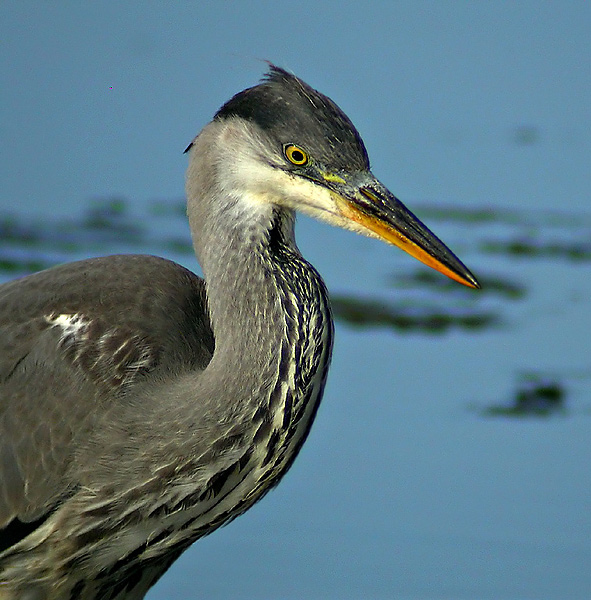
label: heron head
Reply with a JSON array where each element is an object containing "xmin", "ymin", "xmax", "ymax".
[{"xmin": 186, "ymin": 65, "xmax": 479, "ymax": 289}]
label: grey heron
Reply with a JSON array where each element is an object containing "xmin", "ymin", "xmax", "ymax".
[{"xmin": 0, "ymin": 66, "xmax": 479, "ymax": 599}]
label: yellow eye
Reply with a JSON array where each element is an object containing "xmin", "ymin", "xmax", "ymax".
[{"xmin": 284, "ymin": 144, "xmax": 309, "ymax": 166}]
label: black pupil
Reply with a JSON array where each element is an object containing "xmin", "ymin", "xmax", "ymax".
[{"xmin": 291, "ymin": 149, "xmax": 304, "ymax": 163}]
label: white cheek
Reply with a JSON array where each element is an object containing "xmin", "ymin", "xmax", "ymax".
[{"xmin": 227, "ymin": 151, "xmax": 339, "ymax": 216}]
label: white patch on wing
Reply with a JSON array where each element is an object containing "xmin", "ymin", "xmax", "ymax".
[
  {"xmin": 44, "ymin": 313, "xmax": 155, "ymax": 388},
  {"xmin": 45, "ymin": 313, "xmax": 90, "ymax": 342}
]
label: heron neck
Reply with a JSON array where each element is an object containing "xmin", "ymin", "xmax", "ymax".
[
  {"xmin": 185, "ymin": 121, "xmax": 333, "ymax": 434},
  {"xmin": 186, "ymin": 183, "xmax": 332, "ymax": 435},
  {"xmin": 197, "ymin": 203, "xmax": 329, "ymax": 374}
]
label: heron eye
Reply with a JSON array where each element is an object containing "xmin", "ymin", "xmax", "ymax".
[{"xmin": 284, "ymin": 144, "xmax": 308, "ymax": 166}]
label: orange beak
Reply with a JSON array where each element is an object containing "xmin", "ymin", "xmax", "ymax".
[{"xmin": 328, "ymin": 176, "xmax": 479, "ymax": 288}]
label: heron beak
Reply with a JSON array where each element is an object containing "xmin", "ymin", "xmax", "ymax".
[{"xmin": 329, "ymin": 175, "xmax": 480, "ymax": 289}]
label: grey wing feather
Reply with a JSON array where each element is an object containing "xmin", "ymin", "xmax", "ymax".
[{"xmin": 0, "ymin": 255, "xmax": 213, "ymax": 545}]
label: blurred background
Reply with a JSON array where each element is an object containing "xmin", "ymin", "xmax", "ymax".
[{"xmin": 1, "ymin": 2, "xmax": 590, "ymax": 599}]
